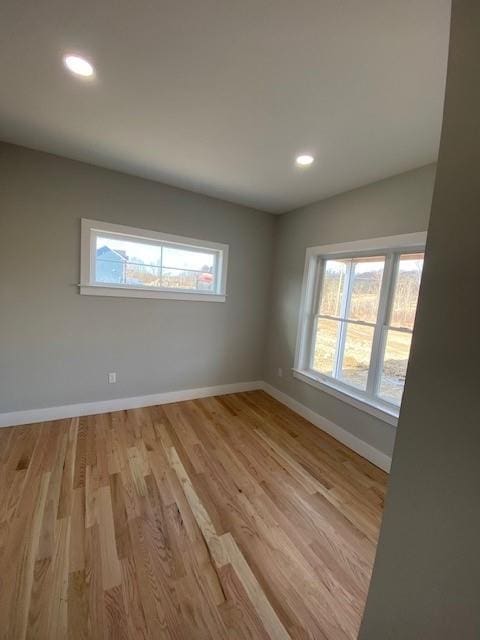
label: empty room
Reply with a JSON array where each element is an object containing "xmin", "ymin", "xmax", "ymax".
[{"xmin": 1, "ymin": 1, "xmax": 479, "ymax": 638}]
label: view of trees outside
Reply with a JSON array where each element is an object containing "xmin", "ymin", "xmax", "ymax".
[
  {"xmin": 348, "ymin": 258, "xmax": 385, "ymax": 322},
  {"xmin": 319, "ymin": 260, "xmax": 346, "ymax": 317},
  {"xmin": 312, "ymin": 253, "xmax": 424, "ymax": 405},
  {"xmin": 379, "ymin": 253, "xmax": 423, "ymax": 403},
  {"xmin": 95, "ymin": 236, "xmax": 215, "ymax": 291},
  {"xmin": 389, "ymin": 254, "xmax": 423, "ymax": 329}
]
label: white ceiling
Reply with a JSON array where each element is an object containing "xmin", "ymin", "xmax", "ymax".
[{"xmin": 0, "ymin": 1, "xmax": 450, "ymax": 213}]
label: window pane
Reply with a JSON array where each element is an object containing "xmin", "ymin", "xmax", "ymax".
[
  {"xmin": 96, "ymin": 236, "xmax": 162, "ymax": 285},
  {"xmin": 390, "ymin": 253, "xmax": 424, "ymax": 329},
  {"xmin": 95, "ymin": 236, "xmax": 217, "ymax": 291},
  {"xmin": 348, "ymin": 257, "xmax": 385, "ymax": 323},
  {"xmin": 319, "ymin": 260, "xmax": 348, "ymax": 317},
  {"xmin": 378, "ymin": 329, "xmax": 412, "ymax": 405},
  {"xmin": 162, "ymin": 246, "xmax": 215, "ymax": 272},
  {"xmin": 312, "ymin": 318, "xmax": 341, "ymax": 376},
  {"xmin": 124, "ymin": 263, "xmax": 162, "ymax": 287},
  {"xmin": 339, "ymin": 323, "xmax": 374, "ymax": 390},
  {"xmin": 162, "ymin": 267, "xmax": 214, "ymax": 291}
]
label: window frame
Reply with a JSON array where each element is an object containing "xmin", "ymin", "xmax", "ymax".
[
  {"xmin": 294, "ymin": 233, "xmax": 426, "ymax": 426},
  {"xmin": 80, "ymin": 219, "xmax": 229, "ymax": 302}
]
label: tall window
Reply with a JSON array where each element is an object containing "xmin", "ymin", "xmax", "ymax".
[
  {"xmin": 80, "ymin": 219, "xmax": 228, "ymax": 302},
  {"xmin": 295, "ymin": 234, "xmax": 425, "ymax": 421}
]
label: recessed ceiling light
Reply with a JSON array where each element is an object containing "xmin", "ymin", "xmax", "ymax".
[
  {"xmin": 296, "ymin": 154, "xmax": 314, "ymax": 166},
  {"xmin": 63, "ymin": 54, "xmax": 95, "ymax": 77}
]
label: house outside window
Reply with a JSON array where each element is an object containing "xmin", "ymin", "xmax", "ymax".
[{"xmin": 95, "ymin": 245, "xmax": 128, "ymax": 284}]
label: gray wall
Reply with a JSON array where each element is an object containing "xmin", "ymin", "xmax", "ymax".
[
  {"xmin": 0, "ymin": 143, "xmax": 275, "ymax": 413},
  {"xmin": 264, "ymin": 164, "xmax": 436, "ymax": 458},
  {"xmin": 359, "ymin": 1, "xmax": 480, "ymax": 637}
]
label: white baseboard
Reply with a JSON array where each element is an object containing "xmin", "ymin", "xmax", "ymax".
[
  {"xmin": 0, "ymin": 379, "xmax": 392, "ymax": 473},
  {"xmin": 0, "ymin": 381, "xmax": 263, "ymax": 428},
  {"xmin": 260, "ymin": 382, "xmax": 392, "ymax": 473}
]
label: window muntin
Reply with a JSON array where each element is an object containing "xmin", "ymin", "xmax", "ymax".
[
  {"xmin": 303, "ymin": 249, "xmax": 424, "ymax": 412},
  {"xmin": 80, "ymin": 219, "xmax": 228, "ymax": 301}
]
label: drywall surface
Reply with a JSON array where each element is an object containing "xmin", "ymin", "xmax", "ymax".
[
  {"xmin": 264, "ymin": 164, "xmax": 436, "ymax": 457},
  {"xmin": 359, "ymin": 1, "xmax": 480, "ymax": 637},
  {"xmin": 0, "ymin": 143, "xmax": 275, "ymax": 412}
]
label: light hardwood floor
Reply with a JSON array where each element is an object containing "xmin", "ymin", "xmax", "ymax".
[{"xmin": 0, "ymin": 390, "xmax": 387, "ymax": 639}]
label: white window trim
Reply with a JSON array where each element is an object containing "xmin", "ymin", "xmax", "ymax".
[
  {"xmin": 294, "ymin": 232, "xmax": 427, "ymax": 426},
  {"xmin": 79, "ymin": 219, "xmax": 229, "ymax": 302}
]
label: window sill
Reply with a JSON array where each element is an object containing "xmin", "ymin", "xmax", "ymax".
[
  {"xmin": 79, "ymin": 284, "xmax": 226, "ymax": 302},
  {"xmin": 292, "ymin": 368, "xmax": 399, "ymax": 427}
]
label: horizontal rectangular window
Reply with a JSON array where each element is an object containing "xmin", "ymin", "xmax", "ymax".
[
  {"xmin": 295, "ymin": 233, "xmax": 426, "ymax": 422},
  {"xmin": 80, "ymin": 219, "xmax": 228, "ymax": 301}
]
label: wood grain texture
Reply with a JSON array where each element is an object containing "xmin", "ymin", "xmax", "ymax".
[{"xmin": 0, "ymin": 391, "xmax": 386, "ymax": 639}]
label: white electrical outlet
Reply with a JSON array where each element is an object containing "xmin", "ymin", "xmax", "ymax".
[
  {"xmin": 108, "ymin": 372, "xmax": 117, "ymax": 384},
  {"xmin": 277, "ymin": 367, "xmax": 283, "ymax": 377}
]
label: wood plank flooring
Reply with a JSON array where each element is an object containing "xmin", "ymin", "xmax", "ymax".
[{"xmin": 0, "ymin": 390, "xmax": 387, "ymax": 639}]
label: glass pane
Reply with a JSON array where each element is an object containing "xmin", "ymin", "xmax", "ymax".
[
  {"xmin": 348, "ymin": 257, "xmax": 385, "ymax": 323},
  {"xmin": 311, "ymin": 318, "xmax": 341, "ymax": 377},
  {"xmin": 95, "ymin": 235, "xmax": 162, "ymax": 285},
  {"xmin": 125, "ymin": 263, "xmax": 161, "ymax": 287},
  {"xmin": 162, "ymin": 267, "xmax": 214, "ymax": 291},
  {"xmin": 390, "ymin": 253, "xmax": 424, "ymax": 329},
  {"xmin": 162, "ymin": 246, "xmax": 215, "ymax": 272},
  {"xmin": 339, "ymin": 323, "xmax": 374, "ymax": 390},
  {"xmin": 378, "ymin": 329, "xmax": 412, "ymax": 405},
  {"xmin": 95, "ymin": 235, "xmax": 217, "ymax": 291},
  {"xmin": 319, "ymin": 260, "xmax": 348, "ymax": 317},
  {"xmin": 95, "ymin": 258, "xmax": 126, "ymax": 284}
]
